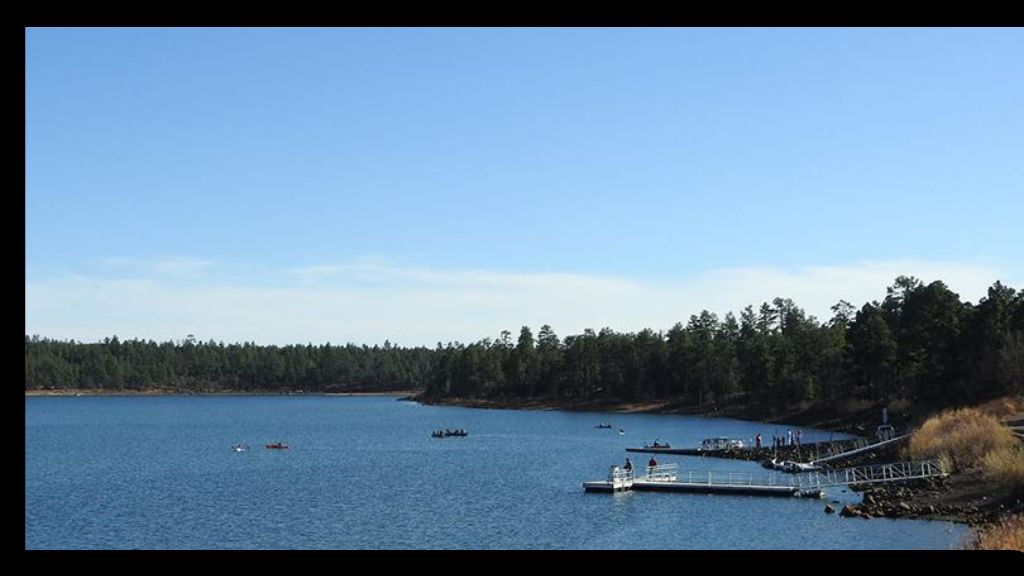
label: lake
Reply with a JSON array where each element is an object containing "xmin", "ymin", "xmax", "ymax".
[{"xmin": 25, "ymin": 395, "xmax": 968, "ymax": 549}]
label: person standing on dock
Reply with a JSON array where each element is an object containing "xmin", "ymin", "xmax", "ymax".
[
  {"xmin": 647, "ymin": 456, "xmax": 658, "ymax": 476},
  {"xmin": 624, "ymin": 457, "xmax": 633, "ymax": 474},
  {"xmin": 755, "ymin": 433, "xmax": 762, "ymax": 449}
]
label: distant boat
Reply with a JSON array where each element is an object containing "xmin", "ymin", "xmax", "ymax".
[
  {"xmin": 231, "ymin": 444, "xmax": 249, "ymax": 452},
  {"xmin": 595, "ymin": 423, "xmax": 613, "ymax": 429},
  {"xmin": 265, "ymin": 442, "xmax": 289, "ymax": 449},
  {"xmin": 431, "ymin": 429, "xmax": 468, "ymax": 438},
  {"xmin": 618, "ymin": 429, "xmax": 626, "ymax": 435}
]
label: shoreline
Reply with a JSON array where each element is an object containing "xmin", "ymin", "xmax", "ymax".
[
  {"xmin": 25, "ymin": 389, "xmax": 416, "ymax": 397},
  {"xmin": 413, "ymin": 394, "xmax": 888, "ymax": 438},
  {"xmin": 416, "ymin": 394, "xmax": 1022, "ymax": 530}
]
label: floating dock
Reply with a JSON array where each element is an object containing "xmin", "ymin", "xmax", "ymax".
[
  {"xmin": 584, "ymin": 465, "xmax": 808, "ymax": 496},
  {"xmin": 625, "ymin": 447, "xmax": 708, "ymax": 456},
  {"xmin": 627, "ymin": 438, "xmax": 862, "ymax": 458},
  {"xmin": 584, "ymin": 460, "xmax": 946, "ymax": 498}
]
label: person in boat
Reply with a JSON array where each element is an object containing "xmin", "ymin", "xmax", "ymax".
[
  {"xmin": 647, "ymin": 456, "xmax": 658, "ymax": 475},
  {"xmin": 624, "ymin": 457, "xmax": 633, "ymax": 473}
]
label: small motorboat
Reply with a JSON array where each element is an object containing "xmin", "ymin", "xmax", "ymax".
[
  {"xmin": 265, "ymin": 442, "xmax": 289, "ymax": 449},
  {"xmin": 595, "ymin": 423, "xmax": 613, "ymax": 429},
  {"xmin": 643, "ymin": 441, "xmax": 672, "ymax": 449},
  {"xmin": 431, "ymin": 429, "xmax": 469, "ymax": 438},
  {"xmin": 782, "ymin": 461, "xmax": 821, "ymax": 473},
  {"xmin": 231, "ymin": 444, "xmax": 250, "ymax": 452}
]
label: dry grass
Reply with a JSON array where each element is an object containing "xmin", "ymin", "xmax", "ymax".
[
  {"xmin": 966, "ymin": 514, "xmax": 1024, "ymax": 551},
  {"xmin": 908, "ymin": 407, "xmax": 1021, "ymax": 475},
  {"xmin": 981, "ymin": 445, "xmax": 1024, "ymax": 487},
  {"xmin": 976, "ymin": 395, "xmax": 1024, "ymax": 419}
]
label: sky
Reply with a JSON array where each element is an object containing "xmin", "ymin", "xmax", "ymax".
[{"xmin": 25, "ymin": 28, "xmax": 1024, "ymax": 346}]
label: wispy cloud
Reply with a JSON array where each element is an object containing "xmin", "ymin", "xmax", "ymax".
[
  {"xmin": 96, "ymin": 256, "xmax": 215, "ymax": 278},
  {"xmin": 26, "ymin": 259, "xmax": 1016, "ymax": 346}
]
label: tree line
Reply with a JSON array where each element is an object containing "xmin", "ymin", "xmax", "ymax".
[
  {"xmin": 25, "ymin": 277, "xmax": 1024, "ymax": 410},
  {"xmin": 24, "ymin": 336, "xmax": 434, "ymax": 393}
]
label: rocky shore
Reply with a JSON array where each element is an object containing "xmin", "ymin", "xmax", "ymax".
[{"xmin": 840, "ymin": 472, "xmax": 1024, "ymax": 527}]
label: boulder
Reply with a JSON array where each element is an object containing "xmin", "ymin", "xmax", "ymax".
[{"xmin": 824, "ymin": 504, "xmax": 835, "ymax": 514}]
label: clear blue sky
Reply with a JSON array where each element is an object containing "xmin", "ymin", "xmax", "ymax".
[{"xmin": 25, "ymin": 28, "xmax": 1024, "ymax": 345}]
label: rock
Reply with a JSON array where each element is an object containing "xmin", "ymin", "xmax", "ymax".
[
  {"xmin": 864, "ymin": 494, "xmax": 876, "ymax": 506},
  {"xmin": 824, "ymin": 504, "xmax": 835, "ymax": 514},
  {"xmin": 840, "ymin": 505, "xmax": 859, "ymax": 517},
  {"xmin": 898, "ymin": 502, "xmax": 912, "ymax": 512}
]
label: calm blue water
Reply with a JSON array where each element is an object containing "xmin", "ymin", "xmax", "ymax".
[{"xmin": 25, "ymin": 396, "xmax": 968, "ymax": 549}]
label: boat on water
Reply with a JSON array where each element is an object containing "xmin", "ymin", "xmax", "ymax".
[
  {"xmin": 698, "ymin": 437, "xmax": 745, "ymax": 451},
  {"xmin": 760, "ymin": 457, "xmax": 821, "ymax": 473},
  {"xmin": 643, "ymin": 440, "xmax": 672, "ymax": 449},
  {"xmin": 431, "ymin": 429, "xmax": 468, "ymax": 438},
  {"xmin": 595, "ymin": 423, "xmax": 613, "ymax": 429},
  {"xmin": 265, "ymin": 442, "xmax": 289, "ymax": 449},
  {"xmin": 231, "ymin": 444, "xmax": 250, "ymax": 452}
]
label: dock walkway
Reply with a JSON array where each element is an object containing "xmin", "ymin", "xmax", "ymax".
[{"xmin": 584, "ymin": 460, "xmax": 946, "ymax": 497}]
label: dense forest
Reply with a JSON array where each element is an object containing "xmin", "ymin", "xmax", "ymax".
[{"xmin": 25, "ymin": 276, "xmax": 1024, "ymax": 410}]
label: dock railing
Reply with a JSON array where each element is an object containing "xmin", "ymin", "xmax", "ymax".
[
  {"xmin": 801, "ymin": 459, "xmax": 946, "ymax": 489},
  {"xmin": 644, "ymin": 464, "xmax": 678, "ymax": 482},
  {"xmin": 673, "ymin": 469, "xmax": 793, "ymax": 488},
  {"xmin": 638, "ymin": 460, "xmax": 945, "ymax": 489},
  {"xmin": 609, "ymin": 466, "xmax": 635, "ymax": 483}
]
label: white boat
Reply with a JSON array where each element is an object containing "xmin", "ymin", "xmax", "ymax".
[{"xmin": 698, "ymin": 437, "xmax": 744, "ymax": 451}]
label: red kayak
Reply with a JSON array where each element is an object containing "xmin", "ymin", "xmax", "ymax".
[{"xmin": 265, "ymin": 442, "xmax": 289, "ymax": 449}]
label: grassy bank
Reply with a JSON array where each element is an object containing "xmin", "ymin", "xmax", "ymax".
[
  {"xmin": 967, "ymin": 514, "xmax": 1024, "ymax": 550},
  {"xmin": 908, "ymin": 402, "xmax": 1024, "ymax": 487}
]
